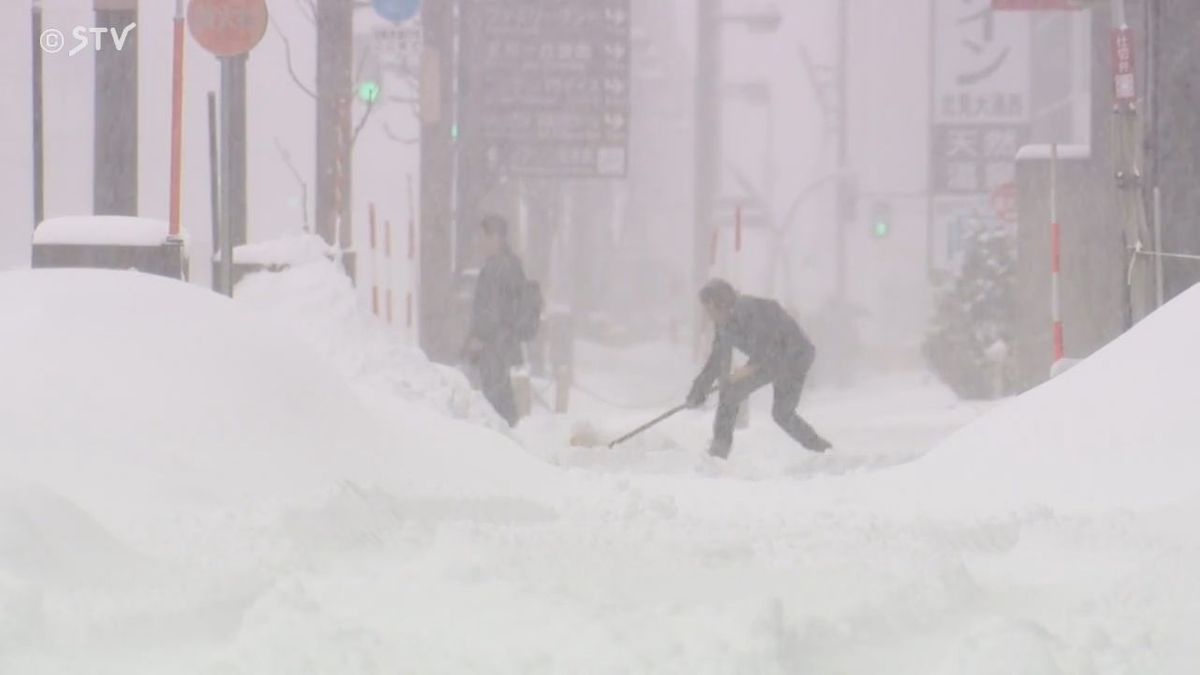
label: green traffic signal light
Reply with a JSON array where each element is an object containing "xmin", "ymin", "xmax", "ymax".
[
  {"xmin": 357, "ymin": 81, "xmax": 381, "ymax": 103},
  {"xmin": 869, "ymin": 200, "xmax": 892, "ymax": 239}
]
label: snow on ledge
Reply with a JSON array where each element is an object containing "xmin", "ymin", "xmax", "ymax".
[
  {"xmin": 33, "ymin": 216, "xmax": 174, "ymax": 247},
  {"xmin": 1015, "ymin": 144, "xmax": 1091, "ymax": 162}
]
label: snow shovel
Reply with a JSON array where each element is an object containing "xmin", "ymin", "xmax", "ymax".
[{"xmin": 606, "ymin": 385, "xmax": 719, "ymax": 449}]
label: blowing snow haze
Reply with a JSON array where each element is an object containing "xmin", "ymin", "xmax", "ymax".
[{"xmin": 2, "ymin": 0, "xmax": 1200, "ymax": 673}]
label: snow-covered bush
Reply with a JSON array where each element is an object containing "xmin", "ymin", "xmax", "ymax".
[{"xmin": 923, "ymin": 221, "xmax": 1017, "ymax": 400}]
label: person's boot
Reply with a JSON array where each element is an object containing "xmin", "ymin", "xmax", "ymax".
[
  {"xmin": 803, "ymin": 433, "xmax": 832, "ymax": 453},
  {"xmin": 708, "ymin": 438, "xmax": 732, "ymax": 459}
]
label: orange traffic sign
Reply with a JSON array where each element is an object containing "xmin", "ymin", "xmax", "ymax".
[{"xmin": 187, "ymin": 0, "xmax": 268, "ymax": 57}]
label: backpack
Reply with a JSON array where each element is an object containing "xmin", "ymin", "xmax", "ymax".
[{"xmin": 512, "ymin": 279, "xmax": 543, "ymax": 341}]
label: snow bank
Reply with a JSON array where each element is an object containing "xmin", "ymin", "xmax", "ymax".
[
  {"xmin": 233, "ymin": 234, "xmax": 334, "ymax": 267},
  {"xmin": 0, "ymin": 268, "xmax": 390, "ymax": 532},
  {"xmin": 905, "ymin": 282, "xmax": 1200, "ymax": 513},
  {"xmin": 32, "ymin": 216, "xmax": 174, "ymax": 247},
  {"xmin": 235, "ymin": 257, "xmax": 506, "ymax": 431}
]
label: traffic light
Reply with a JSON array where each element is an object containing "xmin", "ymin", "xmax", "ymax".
[
  {"xmin": 869, "ymin": 200, "xmax": 892, "ymax": 239},
  {"xmin": 357, "ymin": 80, "xmax": 381, "ymax": 104}
]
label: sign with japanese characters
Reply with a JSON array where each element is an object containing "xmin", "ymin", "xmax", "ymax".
[
  {"xmin": 1111, "ymin": 26, "xmax": 1136, "ymax": 103},
  {"xmin": 372, "ymin": 22, "xmax": 422, "ymax": 75},
  {"xmin": 931, "ymin": 124, "xmax": 1028, "ymax": 195},
  {"xmin": 462, "ymin": 0, "xmax": 631, "ymax": 178},
  {"xmin": 930, "ymin": 0, "xmax": 1031, "ymax": 267}
]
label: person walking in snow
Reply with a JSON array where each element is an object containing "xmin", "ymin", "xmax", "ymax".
[
  {"xmin": 463, "ymin": 214, "xmax": 529, "ymax": 427},
  {"xmin": 686, "ymin": 279, "xmax": 832, "ymax": 458}
]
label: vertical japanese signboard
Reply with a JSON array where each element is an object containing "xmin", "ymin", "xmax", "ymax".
[
  {"xmin": 930, "ymin": 0, "xmax": 1032, "ymax": 270},
  {"xmin": 1111, "ymin": 26, "xmax": 1136, "ymax": 103},
  {"xmin": 462, "ymin": 0, "xmax": 632, "ymax": 178}
]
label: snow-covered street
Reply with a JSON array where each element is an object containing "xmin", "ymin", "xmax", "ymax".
[{"xmin": 4, "ymin": 263, "xmax": 1198, "ymax": 674}]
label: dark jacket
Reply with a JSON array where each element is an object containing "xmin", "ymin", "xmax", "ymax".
[
  {"xmin": 467, "ymin": 248, "xmax": 525, "ymax": 363},
  {"xmin": 691, "ymin": 295, "xmax": 815, "ymax": 394}
]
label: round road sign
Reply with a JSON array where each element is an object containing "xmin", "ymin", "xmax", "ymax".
[
  {"xmin": 372, "ymin": 0, "xmax": 421, "ymax": 23},
  {"xmin": 187, "ymin": 0, "xmax": 269, "ymax": 58}
]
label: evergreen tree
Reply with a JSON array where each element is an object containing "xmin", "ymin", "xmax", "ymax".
[{"xmin": 924, "ymin": 221, "xmax": 1017, "ymax": 399}]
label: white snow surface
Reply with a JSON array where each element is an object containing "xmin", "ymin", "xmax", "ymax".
[
  {"xmin": 232, "ymin": 234, "xmax": 335, "ymax": 267},
  {"xmin": 2, "ymin": 264, "xmax": 1199, "ymax": 674},
  {"xmin": 32, "ymin": 216, "xmax": 175, "ymax": 247}
]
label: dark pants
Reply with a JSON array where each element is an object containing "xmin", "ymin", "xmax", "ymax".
[
  {"xmin": 712, "ymin": 363, "xmax": 827, "ymax": 457},
  {"xmin": 477, "ymin": 348, "xmax": 518, "ymax": 427}
]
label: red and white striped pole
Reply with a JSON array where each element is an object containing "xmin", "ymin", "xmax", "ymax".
[
  {"xmin": 406, "ymin": 174, "xmax": 416, "ymax": 336},
  {"xmin": 734, "ymin": 204, "xmax": 743, "ymax": 253},
  {"xmin": 168, "ymin": 0, "xmax": 185, "ymax": 238},
  {"xmin": 368, "ymin": 202, "xmax": 379, "ymax": 317},
  {"xmin": 384, "ymin": 217, "xmax": 394, "ymax": 325},
  {"xmin": 1050, "ymin": 144, "xmax": 1064, "ymax": 363}
]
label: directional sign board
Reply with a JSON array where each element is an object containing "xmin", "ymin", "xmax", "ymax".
[
  {"xmin": 462, "ymin": 0, "xmax": 632, "ymax": 178},
  {"xmin": 929, "ymin": 0, "xmax": 1030, "ymax": 269},
  {"xmin": 187, "ymin": 0, "xmax": 268, "ymax": 57}
]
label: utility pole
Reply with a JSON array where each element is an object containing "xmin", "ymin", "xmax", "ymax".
[
  {"xmin": 316, "ymin": 0, "xmax": 354, "ymax": 252},
  {"xmin": 694, "ymin": 0, "xmax": 721, "ymax": 342},
  {"xmin": 31, "ymin": 0, "xmax": 44, "ymax": 227},
  {"xmin": 1108, "ymin": 0, "xmax": 1153, "ymax": 326},
  {"xmin": 833, "ymin": 0, "xmax": 850, "ymax": 304},
  {"xmin": 94, "ymin": 0, "xmax": 139, "ymax": 216},
  {"xmin": 418, "ymin": 0, "xmax": 458, "ymax": 363}
]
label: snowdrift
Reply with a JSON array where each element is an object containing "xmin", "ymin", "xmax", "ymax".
[
  {"xmin": 233, "ymin": 258, "xmax": 566, "ymax": 499},
  {"xmin": 0, "ymin": 268, "xmax": 390, "ymax": 530},
  {"xmin": 906, "ymin": 282, "xmax": 1200, "ymax": 513}
]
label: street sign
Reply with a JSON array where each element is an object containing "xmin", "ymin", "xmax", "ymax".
[
  {"xmin": 372, "ymin": 23, "xmax": 423, "ymax": 74},
  {"xmin": 1111, "ymin": 26, "xmax": 1137, "ymax": 103},
  {"xmin": 187, "ymin": 0, "xmax": 268, "ymax": 58},
  {"xmin": 930, "ymin": 0, "xmax": 1031, "ymax": 270},
  {"xmin": 372, "ymin": 0, "xmax": 421, "ymax": 23},
  {"xmin": 463, "ymin": 0, "xmax": 632, "ymax": 178}
]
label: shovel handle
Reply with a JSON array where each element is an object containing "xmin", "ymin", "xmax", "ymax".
[{"xmin": 606, "ymin": 384, "xmax": 720, "ymax": 449}]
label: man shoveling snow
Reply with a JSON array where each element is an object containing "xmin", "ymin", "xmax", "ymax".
[{"xmin": 686, "ymin": 279, "xmax": 832, "ymax": 458}]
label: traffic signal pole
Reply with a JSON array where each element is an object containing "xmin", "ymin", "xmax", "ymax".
[
  {"xmin": 834, "ymin": 0, "xmax": 849, "ymax": 304},
  {"xmin": 693, "ymin": 0, "xmax": 721, "ymax": 355}
]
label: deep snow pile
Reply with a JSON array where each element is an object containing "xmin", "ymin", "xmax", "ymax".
[
  {"xmin": 235, "ymin": 257, "xmax": 506, "ymax": 431},
  {"xmin": 4, "ymin": 263, "xmax": 1200, "ymax": 674},
  {"xmin": 895, "ymin": 282, "xmax": 1200, "ymax": 514},
  {"xmin": 0, "ymin": 269, "xmax": 390, "ymax": 527}
]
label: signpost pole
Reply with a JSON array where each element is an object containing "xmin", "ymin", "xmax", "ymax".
[
  {"xmin": 187, "ymin": 0, "xmax": 268, "ymax": 294},
  {"xmin": 206, "ymin": 91, "xmax": 222, "ymax": 292},
  {"xmin": 218, "ymin": 56, "xmax": 236, "ymax": 295},
  {"xmin": 1050, "ymin": 143, "xmax": 1063, "ymax": 364}
]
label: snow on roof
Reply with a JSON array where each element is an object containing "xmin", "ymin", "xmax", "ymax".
[{"xmin": 32, "ymin": 216, "xmax": 180, "ymax": 247}]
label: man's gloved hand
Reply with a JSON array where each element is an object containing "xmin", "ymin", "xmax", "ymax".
[{"xmin": 686, "ymin": 382, "xmax": 709, "ymax": 408}]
